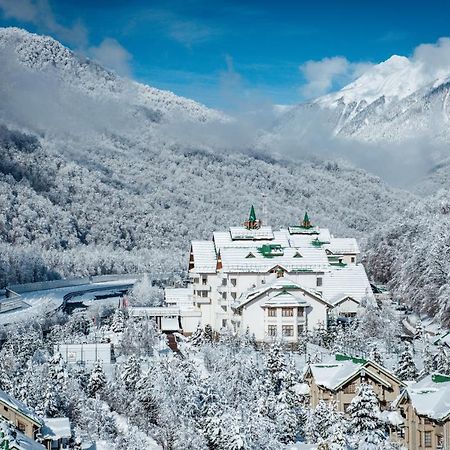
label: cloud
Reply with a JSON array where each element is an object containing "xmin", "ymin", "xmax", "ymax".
[
  {"xmin": 299, "ymin": 56, "xmax": 372, "ymax": 99},
  {"xmin": 89, "ymin": 38, "xmax": 133, "ymax": 77},
  {"xmin": 0, "ymin": 0, "xmax": 88, "ymax": 47},
  {"xmin": 168, "ymin": 19, "xmax": 212, "ymax": 47},
  {"xmin": 412, "ymin": 37, "xmax": 450, "ymax": 79}
]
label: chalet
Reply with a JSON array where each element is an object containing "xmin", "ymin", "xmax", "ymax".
[
  {"xmin": 166, "ymin": 207, "xmax": 374, "ymax": 341},
  {"xmin": 392, "ymin": 374, "xmax": 450, "ymax": 450},
  {"xmin": 0, "ymin": 419, "xmax": 45, "ymax": 450},
  {"xmin": 0, "ymin": 387, "xmax": 42, "ymax": 439},
  {"xmin": 41, "ymin": 417, "xmax": 71, "ymax": 450},
  {"xmin": 304, "ymin": 354, "xmax": 406, "ymax": 413}
]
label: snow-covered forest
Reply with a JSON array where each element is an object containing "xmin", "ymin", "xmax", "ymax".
[
  {"xmin": 0, "ymin": 26, "xmax": 449, "ymax": 325},
  {"xmin": 2, "ymin": 302, "xmax": 437, "ymax": 450}
]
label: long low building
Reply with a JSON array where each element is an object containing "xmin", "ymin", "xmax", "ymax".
[{"xmin": 165, "ymin": 207, "xmax": 375, "ymax": 341}]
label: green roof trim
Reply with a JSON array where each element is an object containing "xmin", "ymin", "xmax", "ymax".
[
  {"xmin": 432, "ymin": 374, "xmax": 450, "ymax": 383},
  {"xmin": 312, "ymin": 238, "xmax": 326, "ymax": 247},
  {"xmin": 290, "ymin": 268, "xmax": 314, "ymax": 272},
  {"xmin": 330, "ymin": 262, "xmax": 347, "ymax": 267},
  {"xmin": 257, "ymin": 244, "xmax": 284, "ymax": 257},
  {"xmin": 335, "ymin": 353, "xmax": 367, "ymax": 365}
]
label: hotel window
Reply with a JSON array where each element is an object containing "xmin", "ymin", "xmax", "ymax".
[
  {"xmin": 222, "ymin": 319, "xmax": 227, "ymax": 328},
  {"xmin": 201, "ymin": 291, "xmax": 208, "ymax": 297},
  {"xmin": 343, "ymin": 383, "xmax": 356, "ymax": 394},
  {"xmin": 231, "ymin": 292, "xmax": 237, "ymax": 300},
  {"xmin": 231, "ymin": 278, "xmax": 237, "ymax": 287},
  {"xmin": 222, "ymin": 278, "xmax": 227, "ymax": 286},
  {"xmin": 297, "ymin": 324, "xmax": 304, "ymax": 334},
  {"xmin": 351, "ymin": 257, "xmax": 355, "ymax": 263},
  {"xmin": 202, "ymin": 277, "xmax": 207, "ymax": 285},
  {"xmin": 3, "ymin": 406, "xmax": 8, "ymax": 412},
  {"xmin": 222, "ymin": 292, "xmax": 227, "ymax": 300},
  {"xmin": 316, "ymin": 277, "xmax": 323, "ymax": 287},
  {"xmin": 17, "ymin": 421, "xmax": 26, "ymax": 432},
  {"xmin": 282, "ymin": 307, "xmax": 293, "ymax": 317},
  {"xmin": 282, "ymin": 325, "xmax": 293, "ymax": 336},
  {"xmin": 268, "ymin": 325, "xmax": 277, "ymax": 336},
  {"xmin": 268, "ymin": 308, "xmax": 277, "ymax": 317},
  {"xmin": 424, "ymin": 431, "xmax": 432, "ymax": 448},
  {"xmin": 298, "ymin": 307, "xmax": 304, "ymax": 317}
]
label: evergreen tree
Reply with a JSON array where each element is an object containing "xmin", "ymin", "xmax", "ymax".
[
  {"xmin": 395, "ymin": 347, "xmax": 418, "ymax": 381},
  {"xmin": 88, "ymin": 360, "xmax": 107, "ymax": 398},
  {"xmin": 189, "ymin": 323, "xmax": 204, "ymax": 346},
  {"xmin": 266, "ymin": 341, "xmax": 286, "ymax": 394},
  {"xmin": 434, "ymin": 344, "xmax": 450, "ymax": 375},
  {"xmin": 306, "ymin": 400, "xmax": 339, "ymax": 444},
  {"xmin": 422, "ymin": 343, "xmax": 435, "ymax": 375},
  {"xmin": 111, "ymin": 308, "xmax": 126, "ymax": 333},
  {"xmin": 369, "ymin": 345, "xmax": 384, "ymax": 367},
  {"xmin": 347, "ymin": 383, "xmax": 386, "ymax": 448},
  {"xmin": 204, "ymin": 324, "xmax": 213, "ymax": 344},
  {"xmin": 121, "ymin": 355, "xmax": 141, "ymax": 391}
]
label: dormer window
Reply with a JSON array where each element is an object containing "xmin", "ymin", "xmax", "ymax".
[
  {"xmin": 246, "ymin": 252, "xmax": 256, "ymax": 258},
  {"xmin": 293, "ymin": 252, "xmax": 302, "ymax": 258}
]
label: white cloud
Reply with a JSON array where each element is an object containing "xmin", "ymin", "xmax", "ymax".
[
  {"xmin": 0, "ymin": 0, "xmax": 88, "ymax": 47},
  {"xmin": 299, "ymin": 56, "xmax": 372, "ymax": 99},
  {"xmin": 89, "ymin": 38, "xmax": 133, "ymax": 77},
  {"xmin": 412, "ymin": 37, "xmax": 450, "ymax": 79}
]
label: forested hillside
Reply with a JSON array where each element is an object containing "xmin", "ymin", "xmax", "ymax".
[{"xmin": 2, "ymin": 27, "xmax": 450, "ymax": 326}]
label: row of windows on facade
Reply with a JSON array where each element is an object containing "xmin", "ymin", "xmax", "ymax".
[
  {"xmin": 268, "ymin": 307, "xmax": 304, "ymax": 317},
  {"xmin": 267, "ymin": 324, "xmax": 305, "ymax": 337},
  {"xmin": 197, "ymin": 276, "xmax": 323, "ymax": 288}
]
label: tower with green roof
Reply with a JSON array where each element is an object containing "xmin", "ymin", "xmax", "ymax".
[
  {"xmin": 302, "ymin": 211, "xmax": 311, "ymax": 228},
  {"xmin": 245, "ymin": 205, "xmax": 261, "ymax": 229}
]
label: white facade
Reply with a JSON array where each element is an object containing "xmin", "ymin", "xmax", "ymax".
[{"xmin": 166, "ymin": 211, "xmax": 374, "ymax": 342}]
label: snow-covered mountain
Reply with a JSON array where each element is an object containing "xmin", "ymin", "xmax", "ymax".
[
  {"xmin": 0, "ymin": 27, "xmax": 223, "ymax": 133},
  {"xmin": 277, "ymin": 54, "xmax": 450, "ymax": 146}
]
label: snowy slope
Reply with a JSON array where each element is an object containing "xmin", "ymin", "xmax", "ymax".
[
  {"xmin": 0, "ymin": 27, "xmax": 222, "ymax": 126},
  {"xmin": 276, "ymin": 54, "xmax": 450, "ymax": 145}
]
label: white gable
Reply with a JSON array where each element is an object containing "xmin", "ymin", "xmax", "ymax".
[{"xmin": 191, "ymin": 240, "xmax": 217, "ymax": 273}]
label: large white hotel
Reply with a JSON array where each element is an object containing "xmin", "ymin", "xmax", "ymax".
[{"xmin": 164, "ymin": 207, "xmax": 374, "ymax": 342}]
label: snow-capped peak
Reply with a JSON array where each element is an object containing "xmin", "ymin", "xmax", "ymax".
[{"xmin": 316, "ymin": 54, "xmax": 430, "ymax": 107}]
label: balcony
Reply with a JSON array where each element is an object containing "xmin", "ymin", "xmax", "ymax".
[
  {"xmin": 193, "ymin": 283, "xmax": 211, "ymax": 292},
  {"xmin": 193, "ymin": 295, "xmax": 211, "ymax": 305}
]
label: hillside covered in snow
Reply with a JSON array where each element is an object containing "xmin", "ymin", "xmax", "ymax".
[{"xmin": 0, "ymin": 27, "xmax": 449, "ymax": 324}]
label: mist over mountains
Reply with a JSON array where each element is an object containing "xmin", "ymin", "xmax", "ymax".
[{"xmin": 0, "ymin": 27, "xmax": 449, "ymax": 323}]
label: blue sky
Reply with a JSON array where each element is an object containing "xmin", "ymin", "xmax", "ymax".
[{"xmin": 1, "ymin": 0, "xmax": 450, "ymax": 109}]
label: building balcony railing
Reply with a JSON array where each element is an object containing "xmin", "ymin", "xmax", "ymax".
[
  {"xmin": 193, "ymin": 283, "xmax": 211, "ymax": 292},
  {"xmin": 194, "ymin": 295, "xmax": 211, "ymax": 304}
]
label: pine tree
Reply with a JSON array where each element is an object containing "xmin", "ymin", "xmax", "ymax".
[
  {"xmin": 434, "ymin": 344, "xmax": 450, "ymax": 375},
  {"xmin": 395, "ymin": 347, "xmax": 418, "ymax": 381},
  {"xmin": 266, "ymin": 341, "xmax": 286, "ymax": 394},
  {"xmin": 88, "ymin": 360, "xmax": 107, "ymax": 398},
  {"xmin": 347, "ymin": 383, "xmax": 386, "ymax": 448},
  {"xmin": 111, "ymin": 308, "xmax": 126, "ymax": 333},
  {"xmin": 274, "ymin": 388, "xmax": 298, "ymax": 443},
  {"xmin": 189, "ymin": 323, "xmax": 204, "ymax": 346},
  {"xmin": 43, "ymin": 382, "xmax": 59, "ymax": 417},
  {"xmin": 306, "ymin": 400, "xmax": 339, "ymax": 444},
  {"xmin": 121, "ymin": 355, "xmax": 141, "ymax": 391},
  {"xmin": 369, "ymin": 346, "xmax": 384, "ymax": 367},
  {"xmin": 415, "ymin": 318, "xmax": 425, "ymax": 341},
  {"xmin": 422, "ymin": 343, "xmax": 435, "ymax": 375},
  {"xmin": 204, "ymin": 324, "xmax": 213, "ymax": 344},
  {"xmin": 326, "ymin": 419, "xmax": 349, "ymax": 450}
]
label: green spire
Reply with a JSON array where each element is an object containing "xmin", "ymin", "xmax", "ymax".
[
  {"xmin": 302, "ymin": 211, "xmax": 311, "ymax": 228},
  {"xmin": 249, "ymin": 205, "xmax": 257, "ymax": 222}
]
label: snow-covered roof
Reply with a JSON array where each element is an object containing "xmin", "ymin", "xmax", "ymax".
[
  {"xmin": 324, "ymin": 238, "xmax": 360, "ymax": 255},
  {"xmin": 190, "ymin": 240, "xmax": 217, "ymax": 273},
  {"xmin": 229, "ymin": 226, "xmax": 274, "ymax": 240},
  {"xmin": 213, "ymin": 230, "xmax": 289, "ymax": 251},
  {"xmin": 164, "ymin": 287, "xmax": 194, "ymax": 310},
  {"xmin": 221, "ymin": 246, "xmax": 329, "ymax": 273},
  {"xmin": 405, "ymin": 374, "xmax": 450, "ymax": 421},
  {"xmin": 322, "ymin": 264, "xmax": 373, "ymax": 304},
  {"xmin": 235, "ymin": 277, "xmax": 328, "ymax": 309},
  {"xmin": 288, "ymin": 227, "xmax": 331, "ymax": 243},
  {"xmin": 309, "ymin": 360, "xmax": 362, "ymax": 390},
  {"xmin": 307, "ymin": 357, "xmax": 402, "ymax": 391},
  {"xmin": 42, "ymin": 417, "xmax": 71, "ymax": 440},
  {"xmin": 262, "ymin": 291, "xmax": 310, "ymax": 308},
  {"xmin": 0, "ymin": 388, "xmax": 42, "ymax": 425}
]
